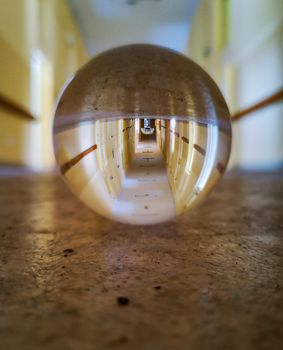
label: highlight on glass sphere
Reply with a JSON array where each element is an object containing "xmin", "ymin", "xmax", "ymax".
[{"xmin": 53, "ymin": 44, "xmax": 232, "ymax": 225}]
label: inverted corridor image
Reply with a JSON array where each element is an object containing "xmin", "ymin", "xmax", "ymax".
[{"xmin": 54, "ymin": 117, "xmax": 231, "ymax": 224}]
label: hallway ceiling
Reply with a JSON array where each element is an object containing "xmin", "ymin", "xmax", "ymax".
[{"xmin": 68, "ymin": 0, "xmax": 199, "ymax": 55}]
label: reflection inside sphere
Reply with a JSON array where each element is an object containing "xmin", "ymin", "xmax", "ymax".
[{"xmin": 54, "ymin": 116, "xmax": 231, "ymax": 225}]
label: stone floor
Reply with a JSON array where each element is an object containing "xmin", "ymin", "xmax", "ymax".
[{"xmin": 0, "ymin": 169, "xmax": 282, "ymax": 350}]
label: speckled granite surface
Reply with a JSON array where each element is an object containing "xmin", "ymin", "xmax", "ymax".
[{"xmin": 0, "ymin": 169, "xmax": 282, "ymax": 350}]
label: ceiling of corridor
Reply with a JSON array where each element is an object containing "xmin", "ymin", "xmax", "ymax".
[{"xmin": 68, "ymin": 0, "xmax": 199, "ymax": 55}]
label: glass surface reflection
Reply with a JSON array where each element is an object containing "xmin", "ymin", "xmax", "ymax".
[{"xmin": 53, "ymin": 117, "xmax": 231, "ymax": 225}]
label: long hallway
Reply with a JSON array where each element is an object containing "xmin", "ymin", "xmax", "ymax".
[{"xmin": 112, "ymin": 140, "xmax": 176, "ymax": 225}]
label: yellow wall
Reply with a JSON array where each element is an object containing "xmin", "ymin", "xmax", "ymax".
[
  {"xmin": 53, "ymin": 118, "xmax": 134, "ymax": 219},
  {"xmin": 158, "ymin": 120, "xmax": 228, "ymax": 215},
  {"xmin": 0, "ymin": 0, "xmax": 87, "ymax": 169},
  {"xmin": 189, "ymin": 0, "xmax": 283, "ymax": 169}
]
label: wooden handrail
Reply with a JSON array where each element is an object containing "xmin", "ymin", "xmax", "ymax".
[
  {"xmin": 232, "ymin": 87, "xmax": 283, "ymax": 122},
  {"xmin": 0, "ymin": 92, "xmax": 35, "ymax": 120}
]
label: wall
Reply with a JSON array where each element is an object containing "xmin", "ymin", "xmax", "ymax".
[
  {"xmin": 0, "ymin": 0, "xmax": 87, "ymax": 170},
  {"xmin": 229, "ymin": 0, "xmax": 283, "ymax": 169},
  {"xmin": 157, "ymin": 119, "xmax": 230, "ymax": 214},
  {"xmin": 53, "ymin": 118, "xmax": 134, "ymax": 219},
  {"xmin": 189, "ymin": 0, "xmax": 283, "ymax": 170}
]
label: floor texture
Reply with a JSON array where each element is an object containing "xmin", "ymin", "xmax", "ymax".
[{"xmin": 0, "ymin": 169, "xmax": 282, "ymax": 350}]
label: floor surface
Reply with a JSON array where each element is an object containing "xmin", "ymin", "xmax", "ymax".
[{"xmin": 0, "ymin": 168, "xmax": 282, "ymax": 350}]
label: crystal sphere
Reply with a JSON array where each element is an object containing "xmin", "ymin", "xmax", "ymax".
[{"xmin": 53, "ymin": 44, "xmax": 232, "ymax": 225}]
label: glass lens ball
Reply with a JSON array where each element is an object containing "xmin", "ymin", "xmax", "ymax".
[{"xmin": 53, "ymin": 44, "xmax": 232, "ymax": 225}]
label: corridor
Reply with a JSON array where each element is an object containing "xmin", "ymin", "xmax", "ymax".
[
  {"xmin": 1, "ymin": 0, "xmax": 283, "ymax": 349},
  {"xmin": 112, "ymin": 140, "xmax": 175, "ymax": 225}
]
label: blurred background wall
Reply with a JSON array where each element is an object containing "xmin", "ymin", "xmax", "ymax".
[
  {"xmin": 0, "ymin": 0, "xmax": 282, "ymax": 171},
  {"xmin": 0, "ymin": 0, "xmax": 87, "ymax": 170},
  {"xmin": 189, "ymin": 0, "xmax": 283, "ymax": 170}
]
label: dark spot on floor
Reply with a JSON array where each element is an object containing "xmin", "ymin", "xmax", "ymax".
[
  {"xmin": 117, "ymin": 297, "xmax": 129, "ymax": 306},
  {"xmin": 63, "ymin": 248, "xmax": 74, "ymax": 254},
  {"xmin": 154, "ymin": 286, "xmax": 161, "ymax": 290},
  {"xmin": 109, "ymin": 335, "xmax": 129, "ymax": 346},
  {"xmin": 63, "ymin": 249, "xmax": 75, "ymax": 257}
]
